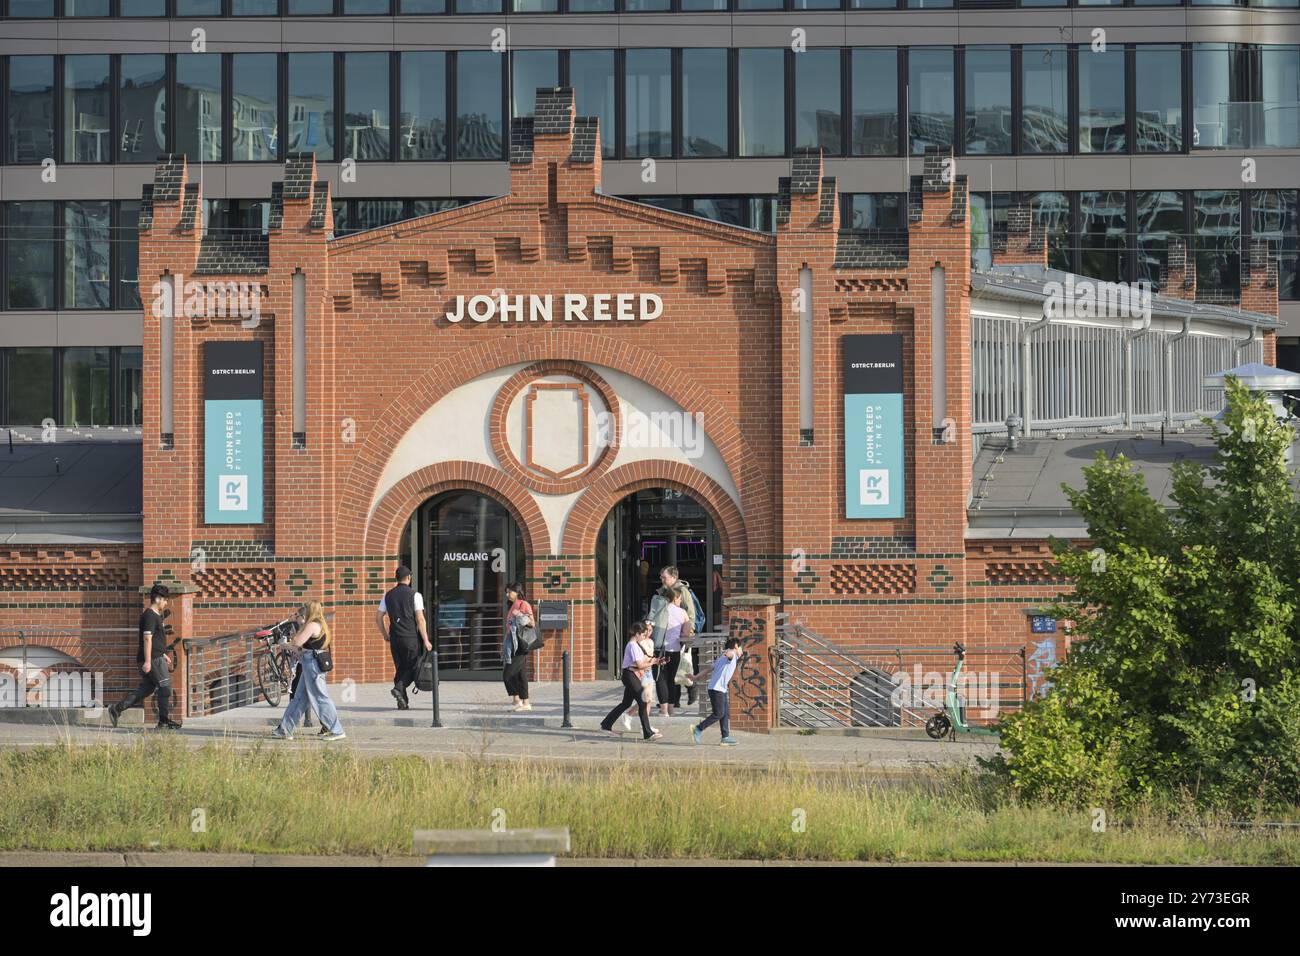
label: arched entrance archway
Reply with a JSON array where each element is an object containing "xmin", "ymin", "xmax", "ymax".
[
  {"xmin": 399, "ymin": 490, "xmax": 526, "ymax": 679},
  {"xmin": 595, "ymin": 489, "xmax": 725, "ymax": 679}
]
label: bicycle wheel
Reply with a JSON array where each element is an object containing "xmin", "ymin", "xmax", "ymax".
[{"xmin": 256, "ymin": 651, "xmax": 283, "ymax": 707}]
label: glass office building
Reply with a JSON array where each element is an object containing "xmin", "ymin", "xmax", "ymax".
[{"xmin": 2, "ymin": 3, "xmax": 1300, "ymax": 423}]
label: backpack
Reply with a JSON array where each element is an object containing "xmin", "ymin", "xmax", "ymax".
[{"xmin": 685, "ymin": 584, "xmax": 706, "ymax": 634}]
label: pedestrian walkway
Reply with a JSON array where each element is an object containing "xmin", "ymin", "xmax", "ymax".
[{"xmin": 0, "ymin": 680, "xmax": 998, "ymax": 771}]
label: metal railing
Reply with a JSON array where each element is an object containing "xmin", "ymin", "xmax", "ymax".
[
  {"xmin": 774, "ymin": 619, "xmax": 1029, "ymax": 731},
  {"xmin": 183, "ymin": 629, "xmax": 262, "ymax": 718}
]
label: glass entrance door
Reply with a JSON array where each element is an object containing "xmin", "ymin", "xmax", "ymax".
[
  {"xmin": 414, "ymin": 491, "xmax": 524, "ymax": 680},
  {"xmin": 597, "ymin": 489, "xmax": 721, "ymax": 679}
]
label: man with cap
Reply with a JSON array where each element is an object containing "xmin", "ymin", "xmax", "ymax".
[{"xmin": 375, "ymin": 564, "xmax": 432, "ymax": 709}]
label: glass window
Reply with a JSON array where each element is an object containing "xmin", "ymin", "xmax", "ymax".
[
  {"xmin": 682, "ymin": 0, "xmax": 727, "ymax": 7},
  {"xmin": 625, "ymin": 0, "xmax": 670, "ymax": 8},
  {"xmin": 1029, "ymin": 191, "xmax": 1070, "ymax": 272},
  {"xmin": 355, "ymin": 200, "xmax": 406, "ymax": 231},
  {"xmin": 64, "ymin": 55, "xmax": 111, "ymax": 164},
  {"xmin": 1020, "ymin": 0, "xmax": 1066, "ymax": 5},
  {"xmin": 62, "ymin": 347, "xmax": 111, "ymax": 428},
  {"xmin": 1021, "ymin": 45, "xmax": 1068, "ymax": 154},
  {"xmin": 625, "ymin": 49, "xmax": 672, "ymax": 159},
  {"xmin": 747, "ymin": 196, "xmax": 777, "ymax": 233},
  {"xmin": 851, "ymin": 49, "xmax": 898, "ymax": 157},
  {"xmin": 121, "ymin": 0, "xmax": 167, "ymax": 15},
  {"xmin": 908, "ymin": 48, "xmax": 954, "ymax": 154},
  {"xmin": 7, "ymin": 0, "xmax": 55, "ymax": 14},
  {"xmin": 850, "ymin": 0, "xmax": 897, "ymax": 6},
  {"xmin": 511, "ymin": 51, "xmax": 559, "ymax": 120},
  {"xmin": 568, "ymin": 0, "xmax": 614, "ymax": 9},
  {"xmin": 691, "ymin": 198, "xmax": 746, "ymax": 227},
  {"xmin": 400, "ymin": 52, "xmax": 447, "ymax": 161},
  {"xmin": 232, "ymin": 0, "xmax": 279, "ymax": 12},
  {"xmin": 8, "ymin": 349, "xmax": 55, "ymax": 428},
  {"xmin": 289, "ymin": 0, "xmax": 335, "ymax": 10},
  {"xmin": 176, "ymin": 0, "xmax": 221, "ymax": 14},
  {"xmin": 232, "ymin": 54, "xmax": 279, "ymax": 162},
  {"xmin": 456, "ymin": 52, "xmax": 503, "ymax": 160},
  {"xmin": 971, "ymin": 192, "xmax": 1012, "ymax": 271},
  {"xmin": 399, "ymin": 0, "xmax": 445, "ymax": 7},
  {"xmin": 7, "ymin": 56, "xmax": 55, "ymax": 165},
  {"xmin": 738, "ymin": 0, "xmax": 781, "ymax": 8},
  {"xmin": 118, "ymin": 201, "xmax": 142, "ymax": 310},
  {"xmin": 1079, "ymin": 192, "xmax": 1128, "ymax": 282},
  {"xmin": 343, "ymin": 52, "xmax": 392, "ymax": 162},
  {"xmin": 795, "ymin": 49, "xmax": 842, "ymax": 154},
  {"xmin": 176, "ymin": 54, "xmax": 223, "ymax": 163},
  {"xmin": 571, "ymin": 51, "xmax": 616, "ymax": 159},
  {"xmin": 681, "ymin": 49, "xmax": 729, "ymax": 158},
  {"xmin": 409, "ymin": 199, "xmax": 470, "ymax": 217},
  {"xmin": 64, "ymin": 0, "xmax": 110, "ymax": 13},
  {"xmin": 793, "ymin": 0, "xmax": 840, "ymax": 9},
  {"xmin": 118, "ymin": 55, "xmax": 167, "ymax": 164},
  {"xmin": 844, "ymin": 193, "xmax": 904, "ymax": 231},
  {"xmin": 5, "ymin": 202, "xmax": 56, "ymax": 310},
  {"xmin": 908, "ymin": 0, "xmax": 951, "ymax": 6},
  {"xmin": 332, "ymin": 200, "xmax": 352, "ymax": 235},
  {"xmin": 118, "ymin": 347, "xmax": 143, "ymax": 429},
  {"xmin": 1078, "ymin": 47, "xmax": 1126, "ymax": 153},
  {"xmin": 964, "ymin": 47, "xmax": 1011, "ymax": 155},
  {"xmin": 738, "ymin": 49, "xmax": 786, "ymax": 157},
  {"xmin": 514, "ymin": 0, "xmax": 558, "ymax": 8},
  {"xmin": 1192, "ymin": 44, "xmax": 1248, "ymax": 149},
  {"xmin": 1252, "ymin": 190, "xmax": 1299, "ymax": 301},
  {"xmin": 345, "ymin": 0, "xmax": 391, "ymax": 11},
  {"xmin": 1135, "ymin": 46, "xmax": 1183, "ymax": 153},
  {"xmin": 456, "ymin": 0, "xmax": 502, "ymax": 10},
  {"xmin": 1135, "ymin": 191, "xmax": 1186, "ymax": 293},
  {"xmin": 64, "ymin": 201, "xmax": 111, "ymax": 310},
  {"xmin": 1195, "ymin": 190, "xmax": 1241, "ymax": 298},
  {"xmin": 288, "ymin": 53, "xmax": 335, "ymax": 161},
  {"xmin": 1258, "ymin": 46, "xmax": 1300, "ymax": 149}
]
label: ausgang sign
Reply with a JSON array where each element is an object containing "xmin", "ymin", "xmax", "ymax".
[{"xmin": 446, "ymin": 292, "xmax": 663, "ymax": 324}]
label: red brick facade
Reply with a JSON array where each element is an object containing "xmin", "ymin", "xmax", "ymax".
[{"xmin": 0, "ymin": 89, "xmax": 1279, "ymax": 726}]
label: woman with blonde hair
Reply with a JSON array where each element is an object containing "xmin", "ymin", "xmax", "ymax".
[{"xmin": 271, "ymin": 602, "xmax": 346, "ymax": 741}]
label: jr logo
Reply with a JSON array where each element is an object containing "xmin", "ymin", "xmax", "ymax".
[
  {"xmin": 860, "ymin": 469, "xmax": 890, "ymax": 506},
  {"xmin": 219, "ymin": 475, "xmax": 249, "ymax": 511}
]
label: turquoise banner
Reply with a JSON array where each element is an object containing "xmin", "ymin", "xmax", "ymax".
[
  {"xmin": 844, "ymin": 335, "xmax": 905, "ymax": 519},
  {"xmin": 204, "ymin": 399, "xmax": 264, "ymax": 524}
]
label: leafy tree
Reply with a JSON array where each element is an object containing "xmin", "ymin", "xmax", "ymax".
[{"xmin": 990, "ymin": 379, "xmax": 1300, "ymax": 810}]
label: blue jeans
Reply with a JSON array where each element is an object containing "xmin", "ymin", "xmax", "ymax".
[
  {"xmin": 697, "ymin": 689, "xmax": 730, "ymax": 739},
  {"xmin": 276, "ymin": 650, "xmax": 343, "ymax": 736}
]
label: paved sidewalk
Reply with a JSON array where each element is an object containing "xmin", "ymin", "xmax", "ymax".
[{"xmin": 0, "ymin": 680, "xmax": 999, "ymax": 770}]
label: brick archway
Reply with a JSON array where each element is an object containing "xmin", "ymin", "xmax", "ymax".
[
  {"xmin": 366, "ymin": 460, "xmax": 551, "ymax": 560},
  {"xmin": 561, "ymin": 460, "xmax": 747, "ymax": 558},
  {"xmin": 338, "ymin": 331, "xmax": 773, "ymax": 553}
]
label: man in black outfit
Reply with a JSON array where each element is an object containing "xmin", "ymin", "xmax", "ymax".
[
  {"xmin": 375, "ymin": 565, "xmax": 432, "ymax": 709},
  {"xmin": 108, "ymin": 584, "xmax": 181, "ymax": 730}
]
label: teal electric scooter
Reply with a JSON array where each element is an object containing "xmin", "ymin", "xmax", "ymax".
[{"xmin": 924, "ymin": 642, "xmax": 1000, "ymax": 741}]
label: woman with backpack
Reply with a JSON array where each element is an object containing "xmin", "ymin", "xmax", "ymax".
[
  {"xmin": 501, "ymin": 582, "xmax": 535, "ymax": 712},
  {"xmin": 271, "ymin": 602, "xmax": 345, "ymax": 741}
]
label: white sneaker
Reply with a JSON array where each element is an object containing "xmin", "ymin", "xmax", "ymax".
[
  {"xmin": 621, "ymin": 713, "xmax": 632, "ymax": 732},
  {"xmin": 322, "ymin": 731, "xmax": 346, "ymax": 741},
  {"xmin": 645, "ymin": 731, "xmax": 664, "ymax": 742}
]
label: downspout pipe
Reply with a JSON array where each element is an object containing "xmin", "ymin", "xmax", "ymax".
[
  {"xmin": 1164, "ymin": 312, "xmax": 1192, "ymax": 428},
  {"xmin": 1020, "ymin": 306, "xmax": 1052, "ymax": 436},
  {"xmin": 1233, "ymin": 324, "xmax": 1257, "ymax": 363}
]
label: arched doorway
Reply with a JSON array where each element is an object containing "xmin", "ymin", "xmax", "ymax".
[
  {"xmin": 595, "ymin": 489, "xmax": 724, "ymax": 679},
  {"xmin": 399, "ymin": 490, "xmax": 526, "ymax": 679}
]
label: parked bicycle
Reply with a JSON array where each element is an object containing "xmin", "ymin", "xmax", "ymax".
[{"xmin": 255, "ymin": 617, "xmax": 299, "ymax": 707}]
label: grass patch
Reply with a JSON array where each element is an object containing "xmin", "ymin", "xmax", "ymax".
[{"xmin": 2, "ymin": 740, "xmax": 1299, "ymax": 863}]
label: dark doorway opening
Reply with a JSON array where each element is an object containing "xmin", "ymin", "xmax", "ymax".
[{"xmin": 595, "ymin": 488, "xmax": 724, "ymax": 679}]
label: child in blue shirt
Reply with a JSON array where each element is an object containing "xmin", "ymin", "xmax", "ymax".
[{"xmin": 691, "ymin": 637, "xmax": 744, "ymax": 746}]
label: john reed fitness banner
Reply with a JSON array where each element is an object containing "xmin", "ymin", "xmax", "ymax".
[
  {"xmin": 204, "ymin": 341, "xmax": 264, "ymax": 525},
  {"xmin": 843, "ymin": 334, "xmax": 905, "ymax": 520}
]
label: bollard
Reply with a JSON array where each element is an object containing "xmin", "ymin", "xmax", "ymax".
[
  {"xmin": 413, "ymin": 828, "xmax": 570, "ymax": 867},
  {"xmin": 430, "ymin": 648, "xmax": 442, "ymax": 728},
  {"xmin": 561, "ymin": 650, "xmax": 572, "ymax": 729}
]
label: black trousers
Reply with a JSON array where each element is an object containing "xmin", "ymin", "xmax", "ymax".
[
  {"xmin": 503, "ymin": 654, "xmax": 529, "ymax": 700},
  {"xmin": 655, "ymin": 650, "xmax": 682, "ymax": 707},
  {"xmin": 697, "ymin": 689, "xmax": 730, "ymax": 739},
  {"xmin": 116, "ymin": 655, "xmax": 172, "ymax": 724},
  {"xmin": 390, "ymin": 635, "xmax": 422, "ymax": 692},
  {"xmin": 601, "ymin": 668, "xmax": 653, "ymax": 738}
]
